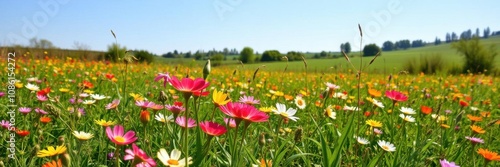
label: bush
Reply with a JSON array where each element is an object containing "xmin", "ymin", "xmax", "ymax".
[
  {"xmin": 451, "ymin": 37, "xmax": 497, "ymax": 74},
  {"xmin": 239, "ymin": 47, "xmax": 255, "ymax": 64},
  {"xmin": 402, "ymin": 54, "xmax": 444, "ymax": 74},
  {"xmin": 363, "ymin": 44, "xmax": 381, "ymax": 56}
]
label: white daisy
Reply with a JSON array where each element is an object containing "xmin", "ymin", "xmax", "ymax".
[
  {"xmin": 400, "ymin": 107, "xmax": 416, "ymax": 115},
  {"xmin": 399, "ymin": 114, "xmax": 416, "ymax": 123},
  {"xmin": 157, "ymin": 148, "xmax": 192, "ymax": 167},
  {"xmin": 324, "ymin": 105, "xmax": 336, "ymax": 120},
  {"xmin": 332, "ymin": 92, "xmax": 347, "ymax": 99},
  {"xmin": 72, "ymin": 131, "xmax": 94, "ymax": 141},
  {"xmin": 356, "ymin": 136, "xmax": 369, "ymax": 145},
  {"xmin": 294, "ymin": 96, "xmax": 306, "ymax": 109},
  {"xmin": 343, "ymin": 105, "xmax": 360, "ymax": 111},
  {"xmin": 155, "ymin": 113, "xmax": 174, "ymax": 123},
  {"xmin": 272, "ymin": 103, "xmax": 299, "ymax": 122},
  {"xmin": 90, "ymin": 94, "xmax": 107, "ymax": 100},
  {"xmin": 371, "ymin": 99, "xmax": 385, "ymax": 108},
  {"xmin": 82, "ymin": 100, "xmax": 96, "ymax": 105},
  {"xmin": 377, "ymin": 140, "xmax": 396, "ymax": 152},
  {"xmin": 25, "ymin": 83, "xmax": 39, "ymax": 91},
  {"xmin": 79, "ymin": 93, "xmax": 90, "ymax": 98}
]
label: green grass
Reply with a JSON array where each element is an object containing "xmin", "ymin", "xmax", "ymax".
[{"xmin": 221, "ymin": 36, "xmax": 500, "ymax": 74}]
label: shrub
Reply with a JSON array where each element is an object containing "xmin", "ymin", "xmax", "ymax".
[{"xmin": 451, "ymin": 37, "xmax": 497, "ymax": 74}]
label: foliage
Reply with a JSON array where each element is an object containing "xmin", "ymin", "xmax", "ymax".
[
  {"xmin": 261, "ymin": 50, "xmax": 282, "ymax": 62},
  {"xmin": 403, "ymin": 54, "xmax": 444, "ymax": 74},
  {"xmin": 240, "ymin": 47, "xmax": 255, "ymax": 63},
  {"xmin": 340, "ymin": 42, "xmax": 351, "ymax": 53},
  {"xmin": 132, "ymin": 50, "xmax": 155, "ymax": 64},
  {"xmin": 104, "ymin": 43, "xmax": 127, "ymax": 62},
  {"xmin": 211, "ymin": 53, "xmax": 225, "ymax": 66},
  {"xmin": 452, "ymin": 37, "xmax": 497, "ymax": 74},
  {"xmin": 363, "ymin": 44, "xmax": 381, "ymax": 56}
]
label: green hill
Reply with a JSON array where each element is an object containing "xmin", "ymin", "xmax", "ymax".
[{"xmin": 223, "ymin": 36, "xmax": 500, "ymax": 74}]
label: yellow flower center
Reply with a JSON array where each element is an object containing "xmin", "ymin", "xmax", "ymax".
[
  {"xmin": 382, "ymin": 146, "xmax": 389, "ymax": 151},
  {"xmin": 114, "ymin": 136, "xmax": 125, "ymax": 143},
  {"xmin": 297, "ymin": 100, "xmax": 304, "ymax": 106},
  {"xmin": 168, "ymin": 159, "xmax": 179, "ymax": 165},
  {"xmin": 281, "ymin": 113, "xmax": 289, "ymax": 118}
]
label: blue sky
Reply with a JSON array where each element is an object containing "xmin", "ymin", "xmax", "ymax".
[{"xmin": 1, "ymin": 0, "xmax": 499, "ymax": 55}]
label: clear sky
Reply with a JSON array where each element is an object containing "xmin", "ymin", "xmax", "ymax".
[{"xmin": 1, "ymin": 0, "xmax": 499, "ymax": 55}]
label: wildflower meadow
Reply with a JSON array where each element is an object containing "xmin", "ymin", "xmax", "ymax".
[{"xmin": 1, "ymin": 51, "xmax": 500, "ymax": 167}]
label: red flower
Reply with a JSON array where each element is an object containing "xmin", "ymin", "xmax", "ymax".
[
  {"xmin": 82, "ymin": 80, "xmax": 94, "ymax": 89},
  {"xmin": 169, "ymin": 76, "xmax": 209, "ymax": 94},
  {"xmin": 105, "ymin": 73, "xmax": 115, "ymax": 80},
  {"xmin": 140, "ymin": 110, "xmax": 150, "ymax": 125},
  {"xmin": 364, "ymin": 111, "xmax": 371, "ymax": 117},
  {"xmin": 40, "ymin": 116, "xmax": 52, "ymax": 124},
  {"xmin": 219, "ymin": 102, "xmax": 269, "ymax": 125},
  {"xmin": 193, "ymin": 90, "xmax": 210, "ymax": 97},
  {"xmin": 459, "ymin": 100, "xmax": 469, "ymax": 107},
  {"xmin": 421, "ymin": 106, "xmax": 432, "ymax": 115},
  {"xmin": 37, "ymin": 87, "xmax": 51, "ymax": 96},
  {"xmin": 385, "ymin": 90, "xmax": 408, "ymax": 102},
  {"xmin": 200, "ymin": 121, "xmax": 227, "ymax": 136},
  {"xmin": 16, "ymin": 130, "xmax": 30, "ymax": 137}
]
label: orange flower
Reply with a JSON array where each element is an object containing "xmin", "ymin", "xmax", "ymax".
[
  {"xmin": 470, "ymin": 125, "xmax": 486, "ymax": 134},
  {"xmin": 477, "ymin": 148, "xmax": 500, "ymax": 161},
  {"xmin": 459, "ymin": 100, "xmax": 469, "ymax": 107},
  {"xmin": 81, "ymin": 80, "xmax": 94, "ymax": 89},
  {"xmin": 16, "ymin": 130, "xmax": 30, "ymax": 137},
  {"xmin": 42, "ymin": 159, "xmax": 63, "ymax": 167},
  {"xmin": 140, "ymin": 110, "xmax": 150, "ymax": 125},
  {"xmin": 368, "ymin": 89, "xmax": 382, "ymax": 97},
  {"xmin": 421, "ymin": 106, "xmax": 432, "ymax": 115},
  {"xmin": 284, "ymin": 95, "xmax": 294, "ymax": 101},
  {"xmin": 480, "ymin": 112, "xmax": 491, "ymax": 118},
  {"xmin": 467, "ymin": 114, "xmax": 482, "ymax": 122},
  {"xmin": 40, "ymin": 116, "xmax": 52, "ymax": 124}
]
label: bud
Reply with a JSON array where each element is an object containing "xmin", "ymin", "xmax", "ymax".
[
  {"xmin": 60, "ymin": 153, "xmax": 71, "ymax": 167},
  {"xmin": 259, "ymin": 133, "xmax": 266, "ymax": 146},
  {"xmin": 294, "ymin": 128, "xmax": 303, "ymax": 143},
  {"xmin": 140, "ymin": 110, "xmax": 150, "ymax": 125},
  {"xmin": 31, "ymin": 144, "xmax": 40, "ymax": 158},
  {"xmin": 157, "ymin": 90, "xmax": 168, "ymax": 104},
  {"xmin": 58, "ymin": 136, "xmax": 65, "ymax": 145},
  {"xmin": 45, "ymin": 104, "xmax": 60, "ymax": 117},
  {"xmin": 0, "ymin": 161, "xmax": 4, "ymax": 167},
  {"xmin": 203, "ymin": 59, "xmax": 211, "ymax": 80}
]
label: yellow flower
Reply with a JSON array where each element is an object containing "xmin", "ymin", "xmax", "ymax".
[
  {"xmin": 95, "ymin": 119, "xmax": 116, "ymax": 127},
  {"xmin": 366, "ymin": 119, "xmax": 383, "ymax": 128},
  {"xmin": 37, "ymin": 145, "xmax": 67, "ymax": 157},
  {"xmin": 212, "ymin": 89, "xmax": 231, "ymax": 106},
  {"xmin": 259, "ymin": 106, "xmax": 275, "ymax": 113},
  {"xmin": 129, "ymin": 93, "xmax": 145, "ymax": 101},
  {"xmin": 59, "ymin": 88, "xmax": 70, "ymax": 93},
  {"xmin": 83, "ymin": 89, "xmax": 94, "ymax": 94},
  {"xmin": 15, "ymin": 81, "xmax": 24, "ymax": 88}
]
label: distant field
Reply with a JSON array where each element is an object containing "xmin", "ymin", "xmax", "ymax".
[{"xmin": 215, "ymin": 36, "xmax": 500, "ymax": 74}]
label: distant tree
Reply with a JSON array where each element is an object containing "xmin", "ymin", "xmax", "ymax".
[
  {"xmin": 29, "ymin": 38, "xmax": 56, "ymax": 49},
  {"xmin": 434, "ymin": 37, "xmax": 441, "ymax": 45},
  {"xmin": 475, "ymin": 28, "xmax": 480, "ymax": 38},
  {"xmin": 194, "ymin": 51, "xmax": 203, "ymax": 60},
  {"xmin": 411, "ymin": 39, "xmax": 424, "ymax": 48},
  {"xmin": 286, "ymin": 51, "xmax": 305, "ymax": 61},
  {"xmin": 211, "ymin": 53, "xmax": 224, "ymax": 66},
  {"xmin": 451, "ymin": 32, "xmax": 458, "ymax": 41},
  {"xmin": 185, "ymin": 51, "xmax": 192, "ymax": 58},
  {"xmin": 320, "ymin": 51, "xmax": 328, "ymax": 57},
  {"xmin": 483, "ymin": 27, "xmax": 491, "ymax": 38},
  {"xmin": 362, "ymin": 44, "xmax": 381, "ymax": 57},
  {"xmin": 239, "ymin": 47, "xmax": 255, "ymax": 63},
  {"xmin": 344, "ymin": 42, "xmax": 351, "ymax": 53},
  {"xmin": 396, "ymin": 40, "xmax": 411, "ymax": 49},
  {"xmin": 73, "ymin": 41, "xmax": 91, "ymax": 50},
  {"xmin": 452, "ymin": 37, "xmax": 497, "ymax": 74},
  {"xmin": 162, "ymin": 52, "xmax": 175, "ymax": 58},
  {"xmin": 261, "ymin": 50, "xmax": 281, "ymax": 61},
  {"xmin": 382, "ymin": 41, "xmax": 394, "ymax": 51},
  {"xmin": 105, "ymin": 43, "xmax": 127, "ymax": 62},
  {"xmin": 132, "ymin": 50, "xmax": 155, "ymax": 64},
  {"xmin": 445, "ymin": 33, "xmax": 452, "ymax": 43},
  {"xmin": 340, "ymin": 43, "xmax": 344, "ymax": 52}
]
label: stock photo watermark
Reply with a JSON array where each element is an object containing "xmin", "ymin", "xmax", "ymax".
[
  {"xmin": 6, "ymin": 52, "xmax": 17, "ymax": 159},
  {"xmin": 5, "ymin": 0, "xmax": 70, "ymax": 45},
  {"xmin": 353, "ymin": 0, "xmax": 403, "ymax": 48},
  {"xmin": 213, "ymin": 0, "xmax": 243, "ymax": 21}
]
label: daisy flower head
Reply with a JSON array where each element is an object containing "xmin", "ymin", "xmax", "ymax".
[
  {"xmin": 213, "ymin": 89, "xmax": 231, "ymax": 107},
  {"xmin": 1, "ymin": 120, "xmax": 11, "ymax": 129},
  {"xmin": 470, "ymin": 125, "xmax": 486, "ymax": 134},
  {"xmin": 37, "ymin": 145, "xmax": 67, "ymax": 157},
  {"xmin": 136, "ymin": 101, "xmax": 155, "ymax": 109},
  {"xmin": 42, "ymin": 159, "xmax": 62, "ymax": 167},
  {"xmin": 90, "ymin": 94, "xmax": 107, "ymax": 100},
  {"xmin": 400, "ymin": 107, "xmax": 416, "ymax": 115},
  {"xmin": 200, "ymin": 121, "xmax": 227, "ymax": 137},
  {"xmin": 439, "ymin": 159, "xmax": 459, "ymax": 167},
  {"xmin": 82, "ymin": 100, "xmax": 96, "ymax": 105},
  {"xmin": 239, "ymin": 95, "xmax": 260, "ymax": 105},
  {"xmin": 219, "ymin": 102, "xmax": 269, "ymax": 125},
  {"xmin": 377, "ymin": 140, "xmax": 396, "ymax": 152},
  {"xmin": 366, "ymin": 119, "xmax": 382, "ymax": 128},
  {"xmin": 26, "ymin": 83, "xmax": 40, "ymax": 91},
  {"xmin": 356, "ymin": 136, "xmax": 369, "ymax": 145},
  {"xmin": 73, "ymin": 131, "xmax": 94, "ymax": 141},
  {"xmin": 19, "ymin": 107, "xmax": 32, "ymax": 115},
  {"xmin": 385, "ymin": 90, "xmax": 408, "ymax": 102},
  {"xmin": 124, "ymin": 143, "xmax": 157, "ymax": 167},
  {"xmin": 374, "ymin": 128, "xmax": 383, "ymax": 135},
  {"xmin": 325, "ymin": 82, "xmax": 340, "ymax": 90},
  {"xmin": 324, "ymin": 105, "xmax": 336, "ymax": 120},
  {"xmin": 37, "ymin": 95, "xmax": 48, "ymax": 102},
  {"xmin": 272, "ymin": 103, "xmax": 299, "ymax": 122},
  {"xmin": 399, "ymin": 114, "xmax": 416, "ymax": 123},
  {"xmin": 165, "ymin": 103, "xmax": 185, "ymax": 116},
  {"xmin": 157, "ymin": 148, "xmax": 192, "ymax": 167},
  {"xmin": 294, "ymin": 96, "xmax": 306, "ymax": 109},
  {"xmin": 106, "ymin": 99, "xmax": 121, "ymax": 110},
  {"xmin": 465, "ymin": 136, "xmax": 484, "ymax": 144},
  {"xmin": 175, "ymin": 116, "xmax": 196, "ymax": 129},
  {"xmin": 370, "ymin": 98, "xmax": 384, "ymax": 108},
  {"xmin": 155, "ymin": 113, "xmax": 174, "ymax": 123},
  {"xmin": 106, "ymin": 125, "xmax": 137, "ymax": 146}
]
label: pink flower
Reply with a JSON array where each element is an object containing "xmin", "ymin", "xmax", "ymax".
[
  {"xmin": 1, "ymin": 120, "xmax": 10, "ymax": 129},
  {"xmin": 37, "ymin": 95, "xmax": 48, "ymax": 102},
  {"xmin": 35, "ymin": 108, "xmax": 48, "ymax": 115},
  {"xmin": 224, "ymin": 118, "xmax": 237, "ymax": 128},
  {"xmin": 154, "ymin": 73, "xmax": 171, "ymax": 88},
  {"xmin": 175, "ymin": 116, "xmax": 196, "ymax": 128},
  {"xmin": 124, "ymin": 143, "xmax": 157, "ymax": 167},
  {"xmin": 149, "ymin": 104, "xmax": 164, "ymax": 111},
  {"xmin": 168, "ymin": 76, "xmax": 209, "ymax": 94},
  {"xmin": 136, "ymin": 101, "xmax": 155, "ymax": 110},
  {"xmin": 239, "ymin": 95, "xmax": 260, "ymax": 105},
  {"xmin": 19, "ymin": 107, "xmax": 32, "ymax": 115},
  {"xmin": 219, "ymin": 102, "xmax": 269, "ymax": 125},
  {"xmin": 385, "ymin": 90, "xmax": 408, "ymax": 102},
  {"xmin": 440, "ymin": 159, "xmax": 459, "ymax": 167},
  {"xmin": 106, "ymin": 125, "xmax": 137, "ymax": 146},
  {"xmin": 165, "ymin": 104, "xmax": 185, "ymax": 116},
  {"xmin": 465, "ymin": 136, "xmax": 484, "ymax": 144},
  {"xmin": 200, "ymin": 121, "xmax": 227, "ymax": 136},
  {"xmin": 106, "ymin": 99, "xmax": 120, "ymax": 110},
  {"xmin": 0, "ymin": 92, "xmax": 5, "ymax": 97}
]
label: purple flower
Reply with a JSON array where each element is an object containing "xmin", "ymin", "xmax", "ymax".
[
  {"xmin": 465, "ymin": 136, "xmax": 484, "ymax": 144},
  {"xmin": 35, "ymin": 108, "xmax": 48, "ymax": 115},
  {"xmin": 239, "ymin": 95, "xmax": 260, "ymax": 105},
  {"xmin": 0, "ymin": 92, "xmax": 5, "ymax": 97},
  {"xmin": 1, "ymin": 120, "xmax": 10, "ymax": 129},
  {"xmin": 19, "ymin": 107, "xmax": 32, "ymax": 115},
  {"xmin": 440, "ymin": 159, "xmax": 459, "ymax": 167},
  {"xmin": 175, "ymin": 116, "xmax": 196, "ymax": 128}
]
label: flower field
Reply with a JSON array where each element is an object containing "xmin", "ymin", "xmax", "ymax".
[{"xmin": 1, "ymin": 56, "xmax": 500, "ymax": 167}]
